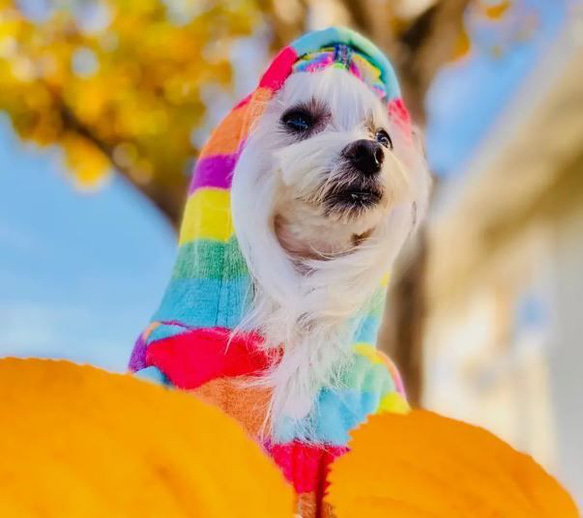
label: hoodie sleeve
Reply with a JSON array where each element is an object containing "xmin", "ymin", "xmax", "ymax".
[{"xmin": 129, "ymin": 324, "xmax": 272, "ymax": 391}]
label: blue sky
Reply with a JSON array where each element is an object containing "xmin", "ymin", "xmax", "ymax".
[
  {"xmin": 426, "ymin": 0, "xmax": 566, "ymax": 177},
  {"xmin": 0, "ymin": 0, "xmax": 566, "ymax": 372},
  {"xmin": 0, "ymin": 123, "xmax": 175, "ymax": 370}
]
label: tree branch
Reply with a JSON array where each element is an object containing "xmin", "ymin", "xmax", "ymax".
[
  {"xmin": 60, "ymin": 104, "xmax": 186, "ymax": 232},
  {"xmin": 396, "ymin": 0, "xmax": 471, "ymax": 122}
]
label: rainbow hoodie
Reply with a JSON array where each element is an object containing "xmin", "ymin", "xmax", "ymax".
[{"xmin": 129, "ymin": 27, "xmax": 411, "ymax": 517}]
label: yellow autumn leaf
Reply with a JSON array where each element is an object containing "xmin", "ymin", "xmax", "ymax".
[
  {"xmin": 0, "ymin": 0, "xmax": 261, "ymax": 204},
  {"xmin": 483, "ymin": 0, "xmax": 511, "ymax": 20},
  {"xmin": 69, "ymin": 80, "xmax": 110, "ymax": 125},
  {"xmin": 61, "ymin": 133, "xmax": 111, "ymax": 188},
  {"xmin": 0, "ymin": 358, "xmax": 294, "ymax": 517},
  {"xmin": 327, "ymin": 410, "xmax": 578, "ymax": 518},
  {"xmin": 451, "ymin": 26, "xmax": 471, "ymax": 62}
]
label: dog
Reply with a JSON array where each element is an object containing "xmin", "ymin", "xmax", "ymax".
[{"xmin": 130, "ymin": 27, "xmax": 431, "ymax": 516}]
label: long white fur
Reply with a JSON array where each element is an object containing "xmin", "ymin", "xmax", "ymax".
[{"xmin": 231, "ymin": 67, "xmax": 431, "ymax": 427}]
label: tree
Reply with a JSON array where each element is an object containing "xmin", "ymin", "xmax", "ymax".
[{"xmin": 0, "ymin": 0, "xmax": 261, "ymax": 227}]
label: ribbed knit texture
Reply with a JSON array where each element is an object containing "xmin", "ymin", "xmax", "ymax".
[{"xmin": 129, "ymin": 27, "xmax": 412, "ymax": 517}]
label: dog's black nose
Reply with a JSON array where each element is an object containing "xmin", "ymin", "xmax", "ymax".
[{"xmin": 343, "ymin": 139, "xmax": 384, "ymax": 175}]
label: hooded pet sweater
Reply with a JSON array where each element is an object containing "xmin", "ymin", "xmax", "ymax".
[{"xmin": 129, "ymin": 27, "xmax": 412, "ymax": 517}]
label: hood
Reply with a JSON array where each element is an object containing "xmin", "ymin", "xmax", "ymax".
[{"xmin": 130, "ymin": 26, "xmax": 411, "ymax": 373}]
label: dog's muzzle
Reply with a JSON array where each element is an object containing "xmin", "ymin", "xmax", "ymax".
[{"xmin": 322, "ymin": 140, "xmax": 385, "ymax": 217}]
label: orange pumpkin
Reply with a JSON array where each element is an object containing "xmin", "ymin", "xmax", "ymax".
[
  {"xmin": 327, "ymin": 410, "xmax": 579, "ymax": 517},
  {"xmin": 0, "ymin": 358, "xmax": 294, "ymax": 517}
]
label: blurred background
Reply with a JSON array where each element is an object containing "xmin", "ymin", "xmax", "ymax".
[{"xmin": 1, "ymin": 0, "xmax": 582, "ymax": 507}]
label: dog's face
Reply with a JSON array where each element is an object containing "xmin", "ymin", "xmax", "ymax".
[{"xmin": 256, "ymin": 67, "xmax": 415, "ymax": 259}]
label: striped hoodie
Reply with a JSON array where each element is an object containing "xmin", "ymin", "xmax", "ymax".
[{"xmin": 129, "ymin": 27, "xmax": 412, "ymax": 517}]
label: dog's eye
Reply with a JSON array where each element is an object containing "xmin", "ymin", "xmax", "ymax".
[
  {"xmin": 282, "ymin": 109, "xmax": 313, "ymax": 133},
  {"xmin": 375, "ymin": 129, "xmax": 393, "ymax": 149}
]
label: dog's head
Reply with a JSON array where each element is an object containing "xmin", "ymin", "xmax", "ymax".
[
  {"xmin": 232, "ymin": 63, "xmax": 430, "ymax": 325},
  {"xmin": 234, "ymin": 66, "xmax": 429, "ymax": 262}
]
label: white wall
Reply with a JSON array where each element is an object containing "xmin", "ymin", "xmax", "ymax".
[{"xmin": 550, "ymin": 201, "xmax": 583, "ymax": 506}]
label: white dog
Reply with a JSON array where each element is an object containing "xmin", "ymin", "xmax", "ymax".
[{"xmin": 232, "ymin": 65, "xmax": 431, "ymax": 423}]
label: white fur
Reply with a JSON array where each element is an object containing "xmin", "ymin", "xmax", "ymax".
[{"xmin": 231, "ymin": 67, "xmax": 431, "ymax": 426}]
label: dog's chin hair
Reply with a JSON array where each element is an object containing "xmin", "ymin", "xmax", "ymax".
[{"xmin": 230, "ymin": 72, "xmax": 431, "ymax": 433}]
